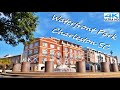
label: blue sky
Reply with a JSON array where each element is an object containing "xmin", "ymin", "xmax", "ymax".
[{"xmin": 0, "ymin": 12, "xmax": 120, "ymax": 62}]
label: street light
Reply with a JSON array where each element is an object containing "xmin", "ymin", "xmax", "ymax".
[{"xmin": 110, "ymin": 50, "xmax": 114, "ymax": 64}]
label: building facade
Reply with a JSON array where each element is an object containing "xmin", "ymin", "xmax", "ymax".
[
  {"xmin": 84, "ymin": 47, "xmax": 118, "ymax": 64},
  {"xmin": 23, "ymin": 37, "xmax": 119, "ymax": 71},
  {"xmin": 23, "ymin": 37, "xmax": 85, "ymax": 71},
  {"xmin": 0, "ymin": 54, "xmax": 22, "ymax": 64}
]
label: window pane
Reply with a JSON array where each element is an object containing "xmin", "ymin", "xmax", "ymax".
[
  {"xmin": 57, "ymin": 52, "xmax": 61, "ymax": 59},
  {"xmin": 30, "ymin": 44, "xmax": 33, "ymax": 48},
  {"xmin": 70, "ymin": 54, "xmax": 73, "ymax": 58},
  {"xmin": 50, "ymin": 50, "xmax": 54, "ymax": 55},
  {"xmin": 65, "ymin": 53, "xmax": 68, "ymax": 58},
  {"xmin": 74, "ymin": 50, "xmax": 76, "ymax": 54},
  {"xmin": 42, "ymin": 58, "xmax": 47, "ymax": 64},
  {"xmin": 70, "ymin": 49, "xmax": 72, "ymax": 53},
  {"xmin": 28, "ymin": 50, "xmax": 32, "ymax": 55},
  {"xmin": 78, "ymin": 50, "xmax": 80, "ymax": 54},
  {"xmin": 24, "ymin": 51, "xmax": 28, "ymax": 57},
  {"xmin": 42, "ymin": 42, "xmax": 48, "ymax": 47},
  {"xmin": 34, "ymin": 48, "xmax": 39, "ymax": 54},
  {"xmin": 65, "ymin": 48, "xmax": 68, "ymax": 52},
  {"xmin": 35, "ymin": 42, "xmax": 39, "ymax": 47},
  {"xmin": 25, "ymin": 46, "xmax": 28, "ymax": 50},
  {"xmin": 42, "ymin": 49, "xmax": 47, "ymax": 55},
  {"xmin": 50, "ymin": 44, "xmax": 54, "ymax": 48}
]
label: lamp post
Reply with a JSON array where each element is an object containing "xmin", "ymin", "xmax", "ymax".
[{"xmin": 110, "ymin": 50, "xmax": 114, "ymax": 63}]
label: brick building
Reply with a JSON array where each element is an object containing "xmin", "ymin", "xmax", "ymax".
[
  {"xmin": 23, "ymin": 37, "xmax": 85, "ymax": 71},
  {"xmin": 84, "ymin": 47, "xmax": 118, "ymax": 71},
  {"xmin": 84, "ymin": 47, "xmax": 118, "ymax": 64}
]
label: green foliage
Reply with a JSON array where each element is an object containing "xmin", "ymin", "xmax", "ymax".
[
  {"xmin": 0, "ymin": 12, "xmax": 38, "ymax": 46},
  {"xmin": 0, "ymin": 58, "xmax": 12, "ymax": 65}
]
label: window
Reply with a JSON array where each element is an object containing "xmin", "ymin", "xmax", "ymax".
[
  {"xmin": 57, "ymin": 52, "xmax": 61, "ymax": 59},
  {"xmin": 78, "ymin": 50, "xmax": 80, "ymax": 54},
  {"xmin": 42, "ymin": 42, "xmax": 48, "ymax": 47},
  {"xmin": 42, "ymin": 49, "xmax": 47, "ymax": 56},
  {"xmin": 74, "ymin": 55, "xmax": 77, "ymax": 59},
  {"xmin": 34, "ymin": 42, "xmax": 39, "ymax": 47},
  {"xmin": 74, "ymin": 50, "xmax": 76, "ymax": 54},
  {"xmin": 65, "ymin": 60, "xmax": 68, "ymax": 64},
  {"xmin": 57, "ymin": 47, "xmax": 60, "ymax": 50},
  {"xmin": 62, "ymin": 41, "xmax": 65, "ymax": 44},
  {"xmin": 88, "ymin": 54, "xmax": 90, "ymax": 57},
  {"xmin": 98, "ymin": 55, "xmax": 103, "ymax": 62},
  {"xmin": 50, "ymin": 50, "xmax": 54, "ymax": 55},
  {"xmin": 50, "ymin": 44, "xmax": 54, "ymax": 48},
  {"xmin": 70, "ymin": 49, "xmax": 72, "ymax": 53},
  {"xmin": 74, "ymin": 50, "xmax": 77, "ymax": 59},
  {"xmin": 85, "ymin": 54, "xmax": 87, "ymax": 58},
  {"xmin": 78, "ymin": 55, "xmax": 81, "ymax": 59},
  {"xmin": 42, "ymin": 58, "xmax": 47, "ymax": 64},
  {"xmin": 70, "ymin": 54, "xmax": 73, "ymax": 59},
  {"xmin": 65, "ymin": 47, "xmax": 68, "ymax": 52},
  {"xmin": 34, "ymin": 48, "xmax": 39, "ymax": 54},
  {"xmin": 112, "ymin": 59, "xmax": 115, "ymax": 63},
  {"xmin": 25, "ymin": 46, "xmax": 28, "ymax": 50},
  {"xmin": 24, "ymin": 51, "xmax": 28, "ymax": 57},
  {"xmin": 32, "ymin": 57, "xmax": 38, "ymax": 63},
  {"xmin": 30, "ymin": 44, "xmax": 33, "ymax": 48},
  {"xmin": 65, "ymin": 53, "xmax": 68, "ymax": 58},
  {"xmin": 28, "ymin": 50, "xmax": 32, "ymax": 56}
]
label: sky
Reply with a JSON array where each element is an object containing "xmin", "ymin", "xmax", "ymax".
[{"xmin": 0, "ymin": 12, "xmax": 120, "ymax": 62}]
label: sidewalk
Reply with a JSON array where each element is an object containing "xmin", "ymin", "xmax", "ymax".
[{"xmin": 1, "ymin": 72, "xmax": 120, "ymax": 78}]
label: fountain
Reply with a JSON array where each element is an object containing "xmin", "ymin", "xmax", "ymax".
[{"xmin": 54, "ymin": 52, "xmax": 76, "ymax": 72}]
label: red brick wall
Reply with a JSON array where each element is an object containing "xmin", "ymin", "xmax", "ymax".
[{"xmin": 24, "ymin": 38, "xmax": 85, "ymax": 65}]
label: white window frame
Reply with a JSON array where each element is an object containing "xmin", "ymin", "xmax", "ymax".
[
  {"xmin": 42, "ymin": 42, "xmax": 48, "ymax": 47},
  {"xmin": 50, "ymin": 50, "xmax": 54, "ymax": 55},
  {"xmin": 42, "ymin": 49, "xmax": 47, "ymax": 56},
  {"xmin": 65, "ymin": 47, "xmax": 68, "ymax": 52},
  {"xmin": 50, "ymin": 44, "xmax": 54, "ymax": 48},
  {"xmin": 70, "ymin": 49, "xmax": 72, "ymax": 53}
]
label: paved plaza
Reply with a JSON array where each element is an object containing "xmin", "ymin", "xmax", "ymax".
[{"xmin": 1, "ymin": 72, "xmax": 120, "ymax": 78}]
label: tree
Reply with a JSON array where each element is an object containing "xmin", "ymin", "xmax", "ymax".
[
  {"xmin": 0, "ymin": 12, "xmax": 38, "ymax": 46},
  {"xmin": 0, "ymin": 58, "xmax": 12, "ymax": 65}
]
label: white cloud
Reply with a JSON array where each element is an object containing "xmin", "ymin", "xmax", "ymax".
[
  {"xmin": 103, "ymin": 28, "xmax": 117, "ymax": 34},
  {"xmin": 51, "ymin": 12, "xmax": 71, "ymax": 19},
  {"xmin": 58, "ymin": 12, "xmax": 70, "ymax": 18},
  {"xmin": 79, "ymin": 20, "xmax": 84, "ymax": 24},
  {"xmin": 88, "ymin": 12, "xmax": 103, "ymax": 18}
]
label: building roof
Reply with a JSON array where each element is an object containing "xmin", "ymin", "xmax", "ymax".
[
  {"xmin": 35, "ymin": 37, "xmax": 82, "ymax": 48},
  {"xmin": 0, "ymin": 54, "xmax": 21, "ymax": 59}
]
